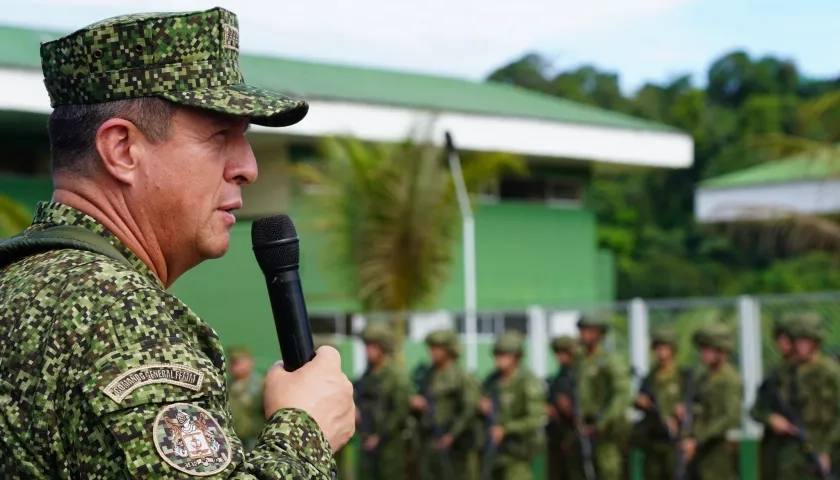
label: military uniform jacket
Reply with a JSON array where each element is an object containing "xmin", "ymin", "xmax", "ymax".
[
  {"xmin": 576, "ymin": 346, "xmax": 632, "ymax": 434},
  {"xmin": 416, "ymin": 362, "xmax": 479, "ymax": 446},
  {"xmin": 637, "ymin": 363, "xmax": 685, "ymax": 442},
  {"xmin": 791, "ymin": 355, "xmax": 840, "ymax": 453},
  {"xmin": 483, "ymin": 367, "xmax": 546, "ymax": 459},
  {"xmin": 690, "ymin": 363, "xmax": 742, "ymax": 447},
  {"xmin": 229, "ymin": 373, "xmax": 266, "ymax": 441},
  {"xmin": 0, "ymin": 202, "xmax": 335, "ymax": 478},
  {"xmin": 356, "ymin": 360, "xmax": 411, "ymax": 439},
  {"xmin": 750, "ymin": 360, "xmax": 795, "ymax": 434}
]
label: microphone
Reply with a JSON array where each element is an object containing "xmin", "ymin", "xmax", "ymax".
[{"xmin": 251, "ymin": 215, "xmax": 316, "ymax": 372}]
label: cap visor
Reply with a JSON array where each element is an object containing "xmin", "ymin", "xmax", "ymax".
[{"xmin": 160, "ymin": 83, "xmax": 308, "ymax": 127}]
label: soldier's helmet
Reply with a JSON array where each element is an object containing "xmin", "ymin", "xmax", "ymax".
[
  {"xmin": 788, "ymin": 313, "xmax": 825, "ymax": 342},
  {"xmin": 650, "ymin": 326, "xmax": 678, "ymax": 349},
  {"xmin": 550, "ymin": 335, "xmax": 578, "ymax": 355},
  {"xmin": 425, "ymin": 329, "xmax": 462, "ymax": 358},
  {"xmin": 576, "ymin": 312, "xmax": 610, "ymax": 331},
  {"xmin": 773, "ymin": 314, "xmax": 800, "ymax": 338},
  {"xmin": 494, "ymin": 331, "xmax": 526, "ymax": 355},
  {"xmin": 360, "ymin": 323, "xmax": 396, "ymax": 353},
  {"xmin": 692, "ymin": 323, "xmax": 734, "ymax": 352},
  {"xmin": 227, "ymin": 345, "xmax": 253, "ymax": 361}
]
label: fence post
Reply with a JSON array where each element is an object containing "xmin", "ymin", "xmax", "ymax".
[
  {"xmin": 738, "ymin": 295, "xmax": 763, "ymax": 438},
  {"xmin": 351, "ymin": 314, "xmax": 367, "ymax": 378},
  {"xmin": 629, "ymin": 298, "xmax": 650, "ymax": 393},
  {"xmin": 528, "ymin": 306, "xmax": 549, "ymax": 380}
]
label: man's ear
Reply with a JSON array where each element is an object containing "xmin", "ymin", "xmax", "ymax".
[{"xmin": 95, "ymin": 118, "xmax": 147, "ymax": 185}]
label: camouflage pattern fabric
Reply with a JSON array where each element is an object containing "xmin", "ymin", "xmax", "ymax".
[
  {"xmin": 546, "ymin": 362, "xmax": 576, "ymax": 480},
  {"xmin": 0, "ymin": 202, "xmax": 335, "ymax": 478},
  {"xmin": 40, "ymin": 7, "xmax": 308, "ymax": 127},
  {"xmin": 481, "ymin": 366, "xmax": 547, "ymax": 480},
  {"xmin": 635, "ymin": 363, "xmax": 685, "ymax": 480},
  {"xmin": 229, "ymin": 373, "xmax": 266, "ymax": 451},
  {"xmin": 687, "ymin": 362, "xmax": 742, "ymax": 480}
]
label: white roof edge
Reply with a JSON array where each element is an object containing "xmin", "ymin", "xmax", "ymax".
[
  {"xmin": 695, "ymin": 179, "xmax": 840, "ymax": 223},
  {"xmin": 0, "ymin": 67, "xmax": 694, "ymax": 169}
]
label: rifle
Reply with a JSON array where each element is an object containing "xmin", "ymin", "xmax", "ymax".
[
  {"xmin": 674, "ymin": 369, "xmax": 694, "ymax": 480},
  {"xmin": 353, "ymin": 374, "xmax": 384, "ymax": 464},
  {"xmin": 569, "ymin": 366, "xmax": 598, "ymax": 480},
  {"xmin": 765, "ymin": 366, "xmax": 835, "ymax": 480},
  {"xmin": 417, "ymin": 364, "xmax": 455, "ymax": 479},
  {"xmin": 481, "ymin": 370, "xmax": 503, "ymax": 480}
]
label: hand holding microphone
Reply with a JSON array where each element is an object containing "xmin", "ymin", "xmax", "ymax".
[{"xmin": 251, "ymin": 215, "xmax": 355, "ymax": 453}]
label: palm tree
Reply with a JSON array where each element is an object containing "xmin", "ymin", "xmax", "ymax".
[
  {"xmin": 292, "ymin": 125, "xmax": 527, "ymax": 351},
  {"xmin": 0, "ymin": 194, "xmax": 31, "ymax": 238}
]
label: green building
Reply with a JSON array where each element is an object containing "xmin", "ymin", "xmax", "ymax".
[{"xmin": 0, "ymin": 23, "xmax": 693, "ymax": 378}]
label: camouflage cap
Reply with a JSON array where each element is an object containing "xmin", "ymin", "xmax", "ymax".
[
  {"xmin": 788, "ymin": 313, "xmax": 825, "ymax": 342},
  {"xmin": 227, "ymin": 345, "xmax": 252, "ymax": 360},
  {"xmin": 577, "ymin": 312, "xmax": 610, "ymax": 331},
  {"xmin": 650, "ymin": 326, "xmax": 678, "ymax": 349},
  {"xmin": 550, "ymin": 335, "xmax": 578, "ymax": 354},
  {"xmin": 425, "ymin": 329, "xmax": 462, "ymax": 358},
  {"xmin": 40, "ymin": 7, "xmax": 307, "ymax": 127},
  {"xmin": 692, "ymin": 323, "xmax": 734, "ymax": 352},
  {"xmin": 360, "ymin": 323, "xmax": 395, "ymax": 353},
  {"xmin": 773, "ymin": 314, "xmax": 800, "ymax": 338},
  {"xmin": 494, "ymin": 331, "xmax": 525, "ymax": 355}
]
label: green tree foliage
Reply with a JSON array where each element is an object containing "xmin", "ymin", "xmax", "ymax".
[{"xmin": 485, "ymin": 50, "xmax": 840, "ymax": 299}]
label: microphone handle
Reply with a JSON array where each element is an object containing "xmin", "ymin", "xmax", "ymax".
[{"xmin": 265, "ymin": 269, "xmax": 316, "ymax": 371}]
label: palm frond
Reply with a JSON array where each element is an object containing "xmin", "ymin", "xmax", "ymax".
[
  {"xmin": 0, "ymin": 195, "xmax": 31, "ymax": 238},
  {"xmin": 718, "ymin": 205, "xmax": 840, "ymax": 255},
  {"xmin": 748, "ymin": 133, "xmax": 839, "ymax": 161}
]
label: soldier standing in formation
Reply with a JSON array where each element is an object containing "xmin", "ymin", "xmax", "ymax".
[
  {"xmin": 749, "ymin": 316, "xmax": 797, "ymax": 480},
  {"xmin": 633, "ymin": 326, "xmax": 689, "ymax": 480},
  {"xmin": 568, "ymin": 314, "xmax": 632, "ymax": 480},
  {"xmin": 410, "ymin": 329, "xmax": 482, "ymax": 480},
  {"xmin": 546, "ymin": 336, "xmax": 579, "ymax": 480},
  {"xmin": 227, "ymin": 346, "xmax": 266, "ymax": 453},
  {"xmin": 781, "ymin": 314, "xmax": 840, "ymax": 478},
  {"xmin": 355, "ymin": 323, "xmax": 412, "ymax": 480},
  {"xmin": 680, "ymin": 323, "xmax": 743, "ymax": 480},
  {"xmin": 480, "ymin": 331, "xmax": 547, "ymax": 480}
]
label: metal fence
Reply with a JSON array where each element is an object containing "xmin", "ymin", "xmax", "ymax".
[{"xmin": 308, "ymin": 290, "xmax": 840, "ymax": 438}]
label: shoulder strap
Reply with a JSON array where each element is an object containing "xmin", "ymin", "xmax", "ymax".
[{"xmin": 0, "ymin": 225, "xmax": 131, "ymax": 270}]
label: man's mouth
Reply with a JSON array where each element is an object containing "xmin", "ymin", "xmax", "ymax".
[{"xmin": 218, "ymin": 202, "xmax": 242, "ymax": 216}]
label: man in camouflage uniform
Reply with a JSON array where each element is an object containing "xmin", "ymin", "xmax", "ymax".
[
  {"xmin": 227, "ymin": 346, "xmax": 266, "ymax": 452},
  {"xmin": 315, "ymin": 334, "xmax": 354, "ymax": 480},
  {"xmin": 479, "ymin": 331, "xmax": 547, "ymax": 480},
  {"xmin": 545, "ymin": 335, "xmax": 579, "ymax": 480},
  {"xmin": 562, "ymin": 314, "xmax": 632, "ymax": 480},
  {"xmin": 355, "ymin": 323, "xmax": 412, "ymax": 480},
  {"xmin": 0, "ymin": 7, "xmax": 355, "ymax": 478},
  {"xmin": 410, "ymin": 329, "xmax": 481, "ymax": 480},
  {"xmin": 679, "ymin": 323, "xmax": 742, "ymax": 480},
  {"xmin": 749, "ymin": 315, "xmax": 797, "ymax": 480},
  {"xmin": 777, "ymin": 314, "xmax": 840, "ymax": 479},
  {"xmin": 633, "ymin": 326, "xmax": 690, "ymax": 480}
]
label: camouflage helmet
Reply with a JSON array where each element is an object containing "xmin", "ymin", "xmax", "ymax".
[
  {"xmin": 577, "ymin": 312, "xmax": 610, "ymax": 331},
  {"xmin": 773, "ymin": 313, "xmax": 805, "ymax": 338},
  {"xmin": 550, "ymin": 335, "xmax": 578, "ymax": 355},
  {"xmin": 227, "ymin": 345, "xmax": 252, "ymax": 361},
  {"xmin": 788, "ymin": 313, "xmax": 825, "ymax": 342},
  {"xmin": 494, "ymin": 331, "xmax": 525, "ymax": 355},
  {"xmin": 360, "ymin": 323, "xmax": 396, "ymax": 353},
  {"xmin": 692, "ymin": 323, "xmax": 734, "ymax": 352},
  {"xmin": 650, "ymin": 326, "xmax": 678, "ymax": 349},
  {"xmin": 425, "ymin": 329, "xmax": 462, "ymax": 358}
]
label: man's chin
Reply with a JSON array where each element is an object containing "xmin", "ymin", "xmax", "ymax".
[{"xmin": 199, "ymin": 236, "xmax": 231, "ymax": 260}]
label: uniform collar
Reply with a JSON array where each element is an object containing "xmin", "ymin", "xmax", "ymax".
[{"xmin": 29, "ymin": 201, "xmax": 163, "ymax": 288}]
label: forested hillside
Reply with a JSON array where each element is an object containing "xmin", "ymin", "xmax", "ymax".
[{"xmin": 487, "ymin": 51, "xmax": 840, "ymax": 299}]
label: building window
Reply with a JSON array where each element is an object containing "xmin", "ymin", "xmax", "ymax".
[{"xmin": 493, "ymin": 175, "xmax": 583, "ymax": 207}]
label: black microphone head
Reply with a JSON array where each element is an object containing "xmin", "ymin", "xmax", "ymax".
[{"xmin": 251, "ymin": 215, "xmax": 300, "ymax": 273}]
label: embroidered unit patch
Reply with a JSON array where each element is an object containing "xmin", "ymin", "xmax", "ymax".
[
  {"xmin": 153, "ymin": 403, "xmax": 231, "ymax": 476},
  {"xmin": 104, "ymin": 364, "xmax": 204, "ymax": 403}
]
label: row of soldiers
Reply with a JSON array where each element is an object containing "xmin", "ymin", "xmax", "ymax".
[{"xmin": 228, "ymin": 311, "xmax": 840, "ymax": 480}]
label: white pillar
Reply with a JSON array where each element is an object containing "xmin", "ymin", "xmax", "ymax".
[
  {"xmin": 528, "ymin": 306, "xmax": 549, "ymax": 379},
  {"xmin": 738, "ymin": 295, "xmax": 763, "ymax": 438},
  {"xmin": 629, "ymin": 298, "xmax": 650, "ymax": 393},
  {"xmin": 351, "ymin": 314, "xmax": 367, "ymax": 378}
]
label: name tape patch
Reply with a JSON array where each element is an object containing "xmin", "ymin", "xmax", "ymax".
[{"xmin": 104, "ymin": 364, "xmax": 204, "ymax": 403}]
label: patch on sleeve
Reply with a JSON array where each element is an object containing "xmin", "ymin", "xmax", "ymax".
[
  {"xmin": 153, "ymin": 403, "xmax": 232, "ymax": 476},
  {"xmin": 104, "ymin": 364, "xmax": 204, "ymax": 403}
]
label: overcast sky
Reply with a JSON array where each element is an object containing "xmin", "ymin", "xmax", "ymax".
[{"xmin": 2, "ymin": 0, "xmax": 838, "ymax": 94}]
